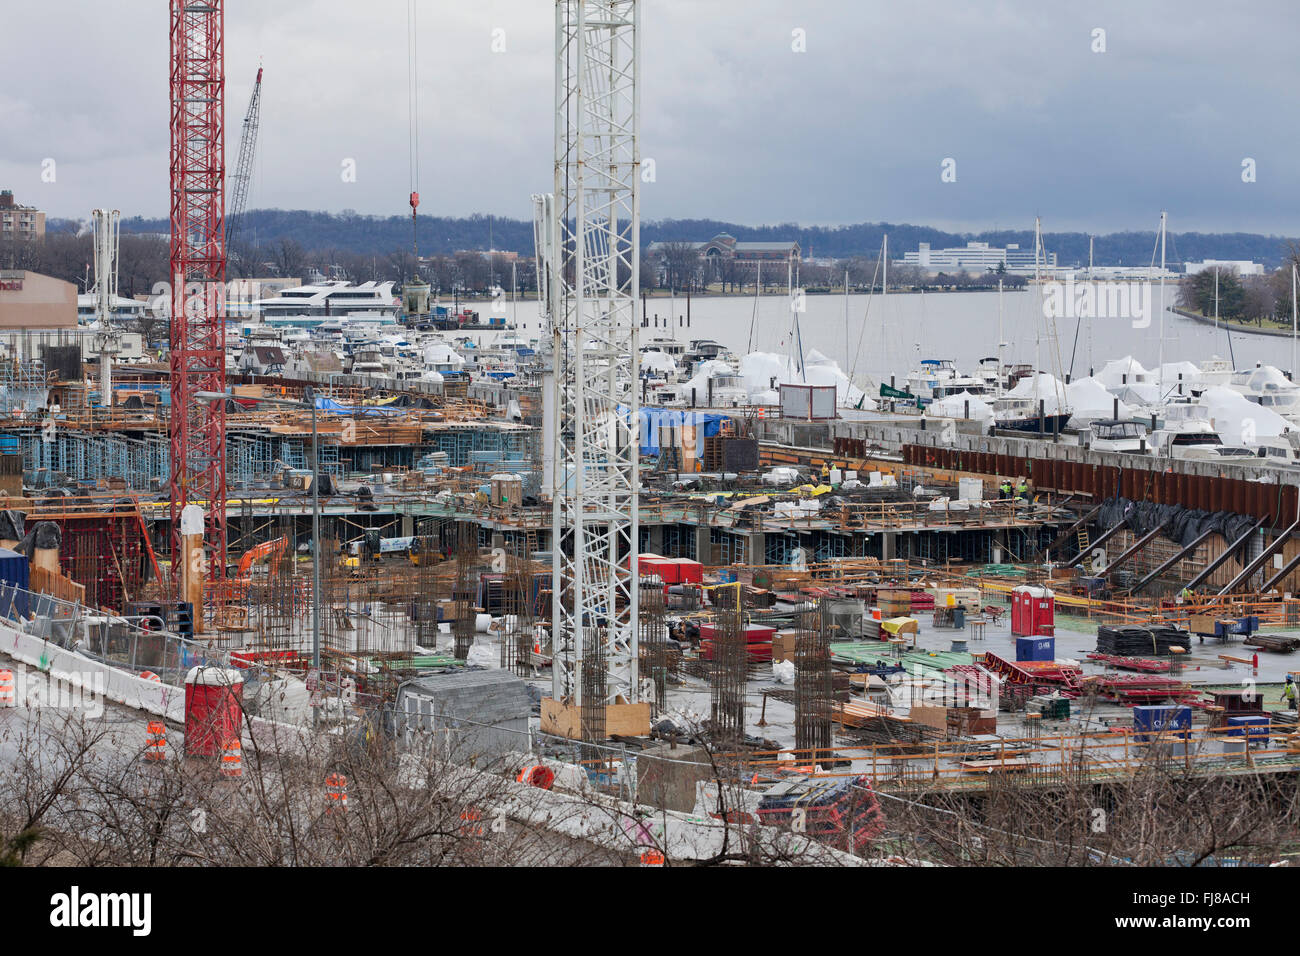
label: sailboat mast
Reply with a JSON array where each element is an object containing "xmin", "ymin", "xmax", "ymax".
[
  {"xmin": 1158, "ymin": 210, "xmax": 1167, "ymax": 399},
  {"xmin": 998, "ymin": 278, "xmax": 1004, "ymax": 381},
  {"xmin": 1214, "ymin": 268, "xmax": 1219, "ymax": 329},
  {"xmin": 844, "ymin": 268, "xmax": 850, "ymax": 363},
  {"xmin": 1292, "ymin": 262, "xmax": 1297, "ymax": 380},
  {"xmin": 1033, "ymin": 217, "xmax": 1041, "ymax": 411}
]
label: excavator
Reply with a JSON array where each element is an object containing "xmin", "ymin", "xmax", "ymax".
[{"xmin": 236, "ymin": 535, "xmax": 289, "ymax": 580}]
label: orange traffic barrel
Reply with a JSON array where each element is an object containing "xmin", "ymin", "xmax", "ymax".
[
  {"xmin": 220, "ymin": 738, "xmax": 242, "ymax": 777},
  {"xmin": 0, "ymin": 669, "xmax": 13, "ymax": 707},
  {"xmin": 459, "ymin": 807, "xmax": 484, "ymax": 836},
  {"xmin": 140, "ymin": 671, "xmax": 162, "ymax": 683},
  {"xmin": 145, "ymin": 720, "xmax": 166, "ymax": 761},
  {"xmin": 325, "ymin": 772, "xmax": 348, "ymax": 813},
  {"xmin": 515, "ymin": 765, "xmax": 556, "ymax": 790}
]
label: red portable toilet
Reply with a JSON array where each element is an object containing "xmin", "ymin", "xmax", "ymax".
[
  {"xmin": 1011, "ymin": 585, "xmax": 1055, "ymax": 637},
  {"xmin": 184, "ymin": 666, "xmax": 244, "ymax": 757}
]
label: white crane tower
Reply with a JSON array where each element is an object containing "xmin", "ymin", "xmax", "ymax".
[
  {"xmin": 538, "ymin": 0, "xmax": 642, "ymax": 733},
  {"xmin": 91, "ymin": 208, "xmax": 122, "ymax": 405}
]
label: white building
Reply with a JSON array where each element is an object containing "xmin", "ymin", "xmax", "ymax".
[
  {"xmin": 1184, "ymin": 259, "xmax": 1265, "ymax": 277},
  {"xmin": 899, "ymin": 241, "xmax": 1057, "ymax": 275}
]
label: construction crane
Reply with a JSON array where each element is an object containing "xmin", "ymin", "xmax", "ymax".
[
  {"xmin": 542, "ymin": 1, "xmax": 643, "ymax": 734},
  {"xmin": 90, "ymin": 208, "xmax": 122, "ymax": 406},
  {"xmin": 169, "ymin": 0, "xmax": 228, "ymax": 618},
  {"xmin": 226, "ymin": 66, "xmax": 263, "ymax": 266}
]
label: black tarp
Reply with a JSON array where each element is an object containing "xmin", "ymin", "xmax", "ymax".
[
  {"xmin": 1096, "ymin": 497, "xmax": 1256, "ymax": 548},
  {"xmin": 0, "ymin": 510, "xmax": 25, "ymax": 541},
  {"xmin": 15, "ymin": 520, "xmax": 61, "ymax": 555}
]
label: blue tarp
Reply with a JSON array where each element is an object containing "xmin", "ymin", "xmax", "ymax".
[
  {"xmin": 314, "ymin": 397, "xmax": 405, "ymax": 417},
  {"xmin": 622, "ymin": 406, "xmax": 730, "ymax": 456}
]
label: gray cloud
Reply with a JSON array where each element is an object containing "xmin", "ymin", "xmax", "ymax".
[{"xmin": 2, "ymin": 0, "xmax": 1296, "ymax": 233}]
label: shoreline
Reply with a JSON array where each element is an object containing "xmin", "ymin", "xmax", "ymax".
[{"xmin": 1172, "ymin": 306, "xmax": 1297, "ymax": 339}]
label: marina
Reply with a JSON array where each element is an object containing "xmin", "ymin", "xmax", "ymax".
[{"xmin": 0, "ymin": 0, "xmax": 1298, "ymax": 890}]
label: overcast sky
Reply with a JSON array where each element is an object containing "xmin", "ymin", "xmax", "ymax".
[{"xmin": 3, "ymin": 0, "xmax": 1298, "ymax": 234}]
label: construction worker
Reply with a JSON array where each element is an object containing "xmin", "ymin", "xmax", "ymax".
[
  {"xmin": 820, "ymin": 462, "xmax": 831, "ymax": 482},
  {"xmin": 999, "ymin": 477, "xmax": 1013, "ymax": 499},
  {"xmin": 1015, "ymin": 476, "xmax": 1030, "ymax": 500},
  {"xmin": 1282, "ymin": 676, "xmax": 1299, "ymax": 710},
  {"xmin": 1178, "ymin": 585, "xmax": 1194, "ymax": 605}
]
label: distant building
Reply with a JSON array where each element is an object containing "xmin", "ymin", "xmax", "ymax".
[
  {"xmin": 646, "ymin": 232, "xmax": 800, "ymax": 286},
  {"xmin": 77, "ymin": 292, "xmax": 153, "ymax": 324},
  {"xmin": 0, "ymin": 270, "xmax": 76, "ymax": 329},
  {"xmin": 0, "ymin": 190, "xmax": 45, "ymax": 243},
  {"xmin": 1184, "ymin": 259, "xmax": 1265, "ymax": 277},
  {"xmin": 648, "ymin": 232, "xmax": 800, "ymax": 265},
  {"xmin": 898, "ymin": 241, "xmax": 1057, "ymax": 276}
]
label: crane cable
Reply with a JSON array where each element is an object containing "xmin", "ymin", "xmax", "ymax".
[{"xmin": 407, "ymin": 0, "xmax": 420, "ymax": 268}]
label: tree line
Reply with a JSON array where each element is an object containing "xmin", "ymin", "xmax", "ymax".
[
  {"xmin": 41, "ymin": 208, "xmax": 1300, "ymax": 270},
  {"xmin": 1176, "ymin": 243, "xmax": 1300, "ymax": 326}
]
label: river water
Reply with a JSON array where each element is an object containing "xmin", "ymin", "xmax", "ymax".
[{"xmin": 504, "ymin": 287, "xmax": 1287, "ymax": 386}]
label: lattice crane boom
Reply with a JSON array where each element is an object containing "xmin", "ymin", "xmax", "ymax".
[{"xmin": 226, "ymin": 65, "xmax": 262, "ymax": 261}]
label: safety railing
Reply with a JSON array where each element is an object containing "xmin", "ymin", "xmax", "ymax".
[
  {"xmin": 727, "ymin": 725, "xmax": 1300, "ymax": 791},
  {"xmin": 0, "ymin": 580, "xmax": 231, "ymax": 689}
]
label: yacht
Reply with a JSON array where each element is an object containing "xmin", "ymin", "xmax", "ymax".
[
  {"xmin": 992, "ymin": 395, "xmax": 1072, "ymax": 434},
  {"xmin": 1087, "ymin": 419, "xmax": 1148, "ymax": 453},
  {"xmin": 348, "ymin": 346, "xmax": 390, "ymax": 376},
  {"xmin": 252, "ymin": 280, "xmax": 398, "ymax": 321},
  {"xmin": 1231, "ymin": 365, "xmax": 1300, "ymax": 423},
  {"xmin": 643, "ymin": 337, "xmax": 689, "ymax": 362},
  {"xmin": 907, "ymin": 358, "xmax": 994, "ymax": 404}
]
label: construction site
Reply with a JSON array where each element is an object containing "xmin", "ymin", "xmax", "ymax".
[{"xmin": 0, "ymin": 0, "xmax": 1298, "ymax": 875}]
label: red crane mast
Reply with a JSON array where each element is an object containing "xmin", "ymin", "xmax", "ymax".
[{"xmin": 169, "ymin": 0, "xmax": 228, "ymax": 592}]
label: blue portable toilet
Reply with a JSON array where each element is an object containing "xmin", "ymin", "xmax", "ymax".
[
  {"xmin": 0, "ymin": 547, "xmax": 30, "ymax": 619},
  {"xmin": 1015, "ymin": 636, "xmax": 1054, "ymax": 662}
]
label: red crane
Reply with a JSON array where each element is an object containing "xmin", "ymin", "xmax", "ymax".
[{"xmin": 169, "ymin": 0, "xmax": 228, "ymax": 591}]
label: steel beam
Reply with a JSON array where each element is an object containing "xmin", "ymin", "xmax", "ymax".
[
  {"xmin": 1063, "ymin": 518, "xmax": 1128, "ymax": 569},
  {"xmin": 1218, "ymin": 518, "xmax": 1300, "ymax": 595},
  {"xmin": 1261, "ymin": 549, "xmax": 1300, "ymax": 594},
  {"xmin": 1132, "ymin": 527, "xmax": 1214, "ymax": 594},
  {"xmin": 1183, "ymin": 517, "xmax": 1266, "ymax": 592},
  {"xmin": 1104, "ymin": 522, "xmax": 1168, "ymax": 576}
]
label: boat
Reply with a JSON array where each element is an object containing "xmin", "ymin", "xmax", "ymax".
[
  {"xmin": 1087, "ymin": 419, "xmax": 1148, "ymax": 453},
  {"xmin": 906, "ymin": 359, "xmax": 994, "ymax": 404},
  {"xmin": 992, "ymin": 395, "xmax": 1071, "ymax": 434}
]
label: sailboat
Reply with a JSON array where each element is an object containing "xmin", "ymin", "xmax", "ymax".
[{"xmin": 992, "ymin": 217, "xmax": 1072, "ymax": 433}]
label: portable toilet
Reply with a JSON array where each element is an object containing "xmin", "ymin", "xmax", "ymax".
[
  {"xmin": 1011, "ymin": 585, "xmax": 1055, "ymax": 637},
  {"xmin": 184, "ymin": 666, "xmax": 244, "ymax": 757}
]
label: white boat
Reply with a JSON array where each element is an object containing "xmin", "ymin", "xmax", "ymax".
[
  {"xmin": 349, "ymin": 346, "xmax": 390, "ymax": 376},
  {"xmin": 252, "ymin": 280, "xmax": 398, "ymax": 321},
  {"xmin": 1230, "ymin": 365, "xmax": 1300, "ymax": 423},
  {"xmin": 1087, "ymin": 419, "xmax": 1148, "ymax": 453},
  {"xmin": 906, "ymin": 359, "xmax": 995, "ymax": 403}
]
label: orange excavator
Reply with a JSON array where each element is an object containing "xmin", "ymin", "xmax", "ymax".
[{"xmin": 236, "ymin": 535, "xmax": 289, "ymax": 580}]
